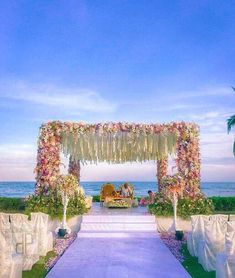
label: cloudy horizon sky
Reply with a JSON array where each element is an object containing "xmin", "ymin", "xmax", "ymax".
[{"xmin": 0, "ymin": 1, "xmax": 235, "ymax": 182}]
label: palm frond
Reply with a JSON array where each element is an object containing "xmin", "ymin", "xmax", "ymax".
[
  {"xmin": 233, "ymin": 140, "xmax": 235, "ymax": 156},
  {"xmin": 232, "ymin": 86, "xmax": 235, "ymax": 92},
  {"xmin": 227, "ymin": 115, "xmax": 235, "ymax": 133}
]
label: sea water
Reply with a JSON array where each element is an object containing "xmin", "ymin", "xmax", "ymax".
[{"xmin": 0, "ymin": 181, "xmax": 235, "ymax": 198}]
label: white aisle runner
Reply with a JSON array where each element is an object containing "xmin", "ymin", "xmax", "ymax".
[{"xmin": 47, "ymin": 214, "xmax": 191, "ymax": 278}]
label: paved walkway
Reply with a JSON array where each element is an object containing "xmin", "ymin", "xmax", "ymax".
[{"xmin": 47, "ymin": 206, "xmax": 191, "ymax": 278}]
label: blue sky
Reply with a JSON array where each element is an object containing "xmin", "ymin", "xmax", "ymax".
[{"xmin": 0, "ymin": 1, "xmax": 235, "ymax": 181}]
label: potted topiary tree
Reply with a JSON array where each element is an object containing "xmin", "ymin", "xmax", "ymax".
[{"xmin": 54, "ymin": 174, "xmax": 78, "ymax": 237}]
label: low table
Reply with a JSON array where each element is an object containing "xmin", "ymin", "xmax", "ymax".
[{"xmin": 104, "ymin": 197, "xmax": 132, "ymax": 208}]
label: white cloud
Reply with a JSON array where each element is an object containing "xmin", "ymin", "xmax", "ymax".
[
  {"xmin": 80, "ymin": 162, "xmax": 157, "ymax": 181},
  {"xmin": 150, "ymin": 102, "xmax": 207, "ymax": 112},
  {"xmin": 0, "ymin": 144, "xmax": 36, "ymax": 181},
  {"xmin": 0, "ymin": 82, "xmax": 234, "ymax": 182},
  {"xmin": 200, "ymin": 131, "xmax": 234, "ymax": 181},
  {"xmin": 174, "ymin": 86, "xmax": 233, "ymax": 99},
  {"xmin": 191, "ymin": 112, "xmax": 219, "ymax": 120},
  {"xmin": 201, "ymin": 164, "xmax": 235, "ymax": 182},
  {"xmin": 0, "ymin": 80, "xmax": 117, "ymax": 113}
]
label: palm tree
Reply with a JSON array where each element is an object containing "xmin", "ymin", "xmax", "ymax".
[{"xmin": 227, "ymin": 87, "xmax": 235, "ymax": 155}]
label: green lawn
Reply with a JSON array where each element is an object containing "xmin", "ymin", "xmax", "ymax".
[
  {"xmin": 181, "ymin": 244, "xmax": 215, "ymax": 278},
  {"xmin": 22, "ymin": 251, "xmax": 56, "ymax": 278}
]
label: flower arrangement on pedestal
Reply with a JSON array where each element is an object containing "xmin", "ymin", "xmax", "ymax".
[
  {"xmin": 53, "ymin": 174, "xmax": 78, "ymax": 236},
  {"xmin": 162, "ymin": 174, "xmax": 185, "ymax": 239}
]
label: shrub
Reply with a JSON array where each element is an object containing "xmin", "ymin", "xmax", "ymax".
[
  {"xmin": 209, "ymin": 196, "xmax": 235, "ymax": 212},
  {"xmin": 92, "ymin": 195, "xmax": 100, "ymax": 202},
  {"xmin": 148, "ymin": 193, "xmax": 214, "ymax": 219},
  {"xmin": 0, "ymin": 197, "xmax": 26, "ymax": 212},
  {"xmin": 25, "ymin": 190, "xmax": 88, "ymax": 219},
  {"xmin": 177, "ymin": 196, "xmax": 214, "ymax": 218},
  {"xmin": 148, "ymin": 193, "xmax": 173, "ymax": 216}
]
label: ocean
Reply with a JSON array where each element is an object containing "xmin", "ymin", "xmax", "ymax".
[{"xmin": 0, "ymin": 181, "xmax": 235, "ymax": 198}]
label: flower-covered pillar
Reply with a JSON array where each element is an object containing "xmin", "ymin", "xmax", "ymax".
[
  {"xmin": 68, "ymin": 156, "xmax": 81, "ymax": 184},
  {"xmin": 176, "ymin": 123, "xmax": 200, "ymax": 197},
  {"xmin": 35, "ymin": 122, "xmax": 62, "ymax": 195},
  {"xmin": 157, "ymin": 158, "xmax": 168, "ymax": 192}
]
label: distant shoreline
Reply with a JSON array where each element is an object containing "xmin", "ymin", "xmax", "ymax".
[
  {"xmin": 1, "ymin": 181, "xmax": 235, "ymax": 198},
  {"xmin": 0, "ymin": 181, "xmax": 234, "ymax": 183}
]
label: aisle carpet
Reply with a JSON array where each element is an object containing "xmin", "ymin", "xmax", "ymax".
[{"xmin": 47, "ymin": 214, "xmax": 190, "ymax": 278}]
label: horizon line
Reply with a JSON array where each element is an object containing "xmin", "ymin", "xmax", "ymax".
[{"xmin": 0, "ymin": 180, "xmax": 234, "ymax": 183}]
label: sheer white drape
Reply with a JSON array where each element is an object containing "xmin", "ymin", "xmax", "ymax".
[
  {"xmin": 187, "ymin": 215, "xmax": 210, "ymax": 257},
  {"xmin": 198, "ymin": 217, "xmax": 227, "ymax": 271},
  {"xmin": 31, "ymin": 212, "xmax": 54, "ymax": 256},
  {"xmin": 216, "ymin": 221, "xmax": 235, "ymax": 278},
  {"xmin": 10, "ymin": 214, "xmax": 39, "ymax": 271},
  {"xmin": 0, "ymin": 213, "xmax": 22, "ymax": 278},
  {"xmin": 0, "ymin": 212, "xmax": 55, "ymax": 277}
]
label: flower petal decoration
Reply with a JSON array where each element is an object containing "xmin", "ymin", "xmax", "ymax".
[{"xmin": 35, "ymin": 121, "xmax": 200, "ymax": 198}]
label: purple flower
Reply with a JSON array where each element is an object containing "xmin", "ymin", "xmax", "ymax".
[
  {"xmin": 160, "ymin": 232, "xmax": 186, "ymax": 262},
  {"xmin": 45, "ymin": 233, "xmax": 77, "ymax": 270}
]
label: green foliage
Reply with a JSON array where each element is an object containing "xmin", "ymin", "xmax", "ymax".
[
  {"xmin": 148, "ymin": 193, "xmax": 214, "ymax": 219},
  {"xmin": 227, "ymin": 115, "xmax": 235, "ymax": 155},
  {"xmin": 227, "ymin": 87, "xmax": 235, "ymax": 155},
  {"xmin": 22, "ymin": 251, "xmax": 56, "ymax": 278},
  {"xmin": 209, "ymin": 196, "xmax": 235, "ymax": 212},
  {"xmin": 148, "ymin": 193, "xmax": 173, "ymax": 216},
  {"xmin": 92, "ymin": 195, "xmax": 100, "ymax": 202},
  {"xmin": 181, "ymin": 244, "xmax": 215, "ymax": 278},
  {"xmin": 25, "ymin": 191, "xmax": 88, "ymax": 220},
  {"xmin": 227, "ymin": 115, "xmax": 235, "ymax": 133},
  {"xmin": 177, "ymin": 197, "xmax": 214, "ymax": 218},
  {"xmin": 0, "ymin": 197, "xmax": 26, "ymax": 212}
]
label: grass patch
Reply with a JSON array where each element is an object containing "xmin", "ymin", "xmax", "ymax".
[
  {"xmin": 22, "ymin": 251, "xmax": 56, "ymax": 278},
  {"xmin": 181, "ymin": 244, "xmax": 215, "ymax": 278}
]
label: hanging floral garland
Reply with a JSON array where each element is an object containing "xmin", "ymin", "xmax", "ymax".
[{"xmin": 60, "ymin": 126, "xmax": 177, "ymax": 163}]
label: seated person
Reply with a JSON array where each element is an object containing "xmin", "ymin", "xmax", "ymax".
[
  {"xmin": 139, "ymin": 196, "xmax": 148, "ymax": 206},
  {"xmin": 139, "ymin": 190, "xmax": 155, "ymax": 206},
  {"xmin": 120, "ymin": 182, "xmax": 133, "ymax": 198}
]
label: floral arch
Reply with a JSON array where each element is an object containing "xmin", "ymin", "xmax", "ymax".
[{"xmin": 35, "ymin": 121, "xmax": 200, "ymax": 197}]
